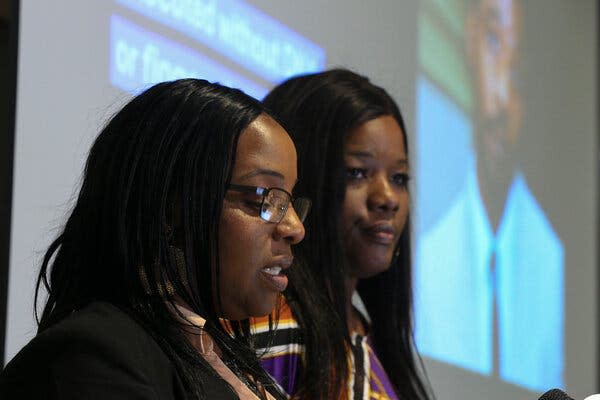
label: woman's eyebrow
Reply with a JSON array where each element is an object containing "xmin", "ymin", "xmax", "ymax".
[
  {"xmin": 346, "ymin": 150, "xmax": 373, "ymax": 159},
  {"xmin": 238, "ymin": 168, "xmax": 285, "ymax": 181},
  {"xmin": 346, "ymin": 151, "xmax": 409, "ymax": 166}
]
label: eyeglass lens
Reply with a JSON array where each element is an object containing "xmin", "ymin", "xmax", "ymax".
[
  {"xmin": 260, "ymin": 189, "xmax": 287, "ymax": 223},
  {"xmin": 260, "ymin": 189, "xmax": 310, "ymax": 223},
  {"xmin": 293, "ymin": 198, "xmax": 310, "ymax": 223}
]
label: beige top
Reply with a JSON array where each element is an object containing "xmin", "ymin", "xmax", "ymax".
[{"xmin": 174, "ymin": 304, "xmax": 276, "ymax": 400}]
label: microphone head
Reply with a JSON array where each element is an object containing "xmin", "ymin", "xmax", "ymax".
[{"xmin": 538, "ymin": 389, "xmax": 575, "ymax": 400}]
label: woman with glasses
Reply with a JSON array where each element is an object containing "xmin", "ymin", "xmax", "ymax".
[
  {"xmin": 0, "ymin": 79, "xmax": 309, "ymax": 399},
  {"xmin": 250, "ymin": 69, "xmax": 431, "ymax": 400}
]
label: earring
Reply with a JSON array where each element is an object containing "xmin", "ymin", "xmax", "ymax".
[
  {"xmin": 138, "ymin": 265, "xmax": 152, "ymax": 295},
  {"xmin": 169, "ymin": 245, "xmax": 190, "ymax": 290},
  {"xmin": 138, "ymin": 245, "xmax": 188, "ymax": 297},
  {"xmin": 392, "ymin": 247, "xmax": 401, "ymax": 264}
]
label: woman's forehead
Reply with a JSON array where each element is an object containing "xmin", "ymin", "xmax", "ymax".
[{"xmin": 232, "ymin": 115, "xmax": 297, "ymax": 185}]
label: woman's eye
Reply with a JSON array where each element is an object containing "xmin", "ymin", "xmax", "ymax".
[
  {"xmin": 346, "ymin": 168, "xmax": 367, "ymax": 181},
  {"xmin": 243, "ymin": 200, "xmax": 263, "ymax": 211},
  {"xmin": 392, "ymin": 173, "xmax": 410, "ymax": 187}
]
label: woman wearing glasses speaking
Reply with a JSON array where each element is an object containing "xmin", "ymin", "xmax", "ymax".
[
  {"xmin": 0, "ymin": 79, "xmax": 309, "ymax": 400},
  {"xmin": 250, "ymin": 69, "xmax": 431, "ymax": 400}
]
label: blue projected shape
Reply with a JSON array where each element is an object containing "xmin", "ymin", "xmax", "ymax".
[
  {"xmin": 110, "ymin": 15, "xmax": 268, "ymax": 99},
  {"xmin": 415, "ymin": 144, "xmax": 493, "ymax": 376},
  {"xmin": 496, "ymin": 174, "xmax": 564, "ymax": 391},
  {"xmin": 115, "ymin": 0, "xmax": 326, "ymax": 84},
  {"xmin": 414, "ymin": 78, "xmax": 565, "ymax": 391},
  {"xmin": 414, "ymin": 76, "xmax": 472, "ymax": 236}
]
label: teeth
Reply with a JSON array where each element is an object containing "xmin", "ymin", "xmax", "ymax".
[{"xmin": 263, "ymin": 266, "xmax": 282, "ymax": 276}]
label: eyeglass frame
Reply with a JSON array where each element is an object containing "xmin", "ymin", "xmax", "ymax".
[{"xmin": 227, "ymin": 184, "xmax": 311, "ymax": 224}]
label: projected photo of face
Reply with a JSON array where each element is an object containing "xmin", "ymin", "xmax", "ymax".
[
  {"xmin": 468, "ymin": 0, "xmax": 522, "ymax": 225},
  {"xmin": 413, "ymin": 0, "xmax": 564, "ymax": 393}
]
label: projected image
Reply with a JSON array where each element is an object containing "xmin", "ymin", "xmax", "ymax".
[
  {"xmin": 414, "ymin": 0, "xmax": 564, "ymax": 392},
  {"xmin": 109, "ymin": 0, "xmax": 326, "ymax": 98}
]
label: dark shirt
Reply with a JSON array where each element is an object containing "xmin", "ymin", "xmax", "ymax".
[{"xmin": 0, "ymin": 301, "xmax": 237, "ymax": 399}]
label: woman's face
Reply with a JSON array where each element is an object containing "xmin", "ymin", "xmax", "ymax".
[
  {"xmin": 340, "ymin": 115, "xmax": 409, "ymax": 280},
  {"xmin": 218, "ymin": 114, "xmax": 305, "ymax": 320}
]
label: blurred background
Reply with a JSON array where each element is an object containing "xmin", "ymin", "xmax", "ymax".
[{"xmin": 0, "ymin": 1, "xmax": 597, "ymax": 399}]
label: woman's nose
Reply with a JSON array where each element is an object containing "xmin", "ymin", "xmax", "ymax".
[
  {"xmin": 367, "ymin": 175, "xmax": 400, "ymax": 213},
  {"xmin": 274, "ymin": 206, "xmax": 306, "ymax": 244}
]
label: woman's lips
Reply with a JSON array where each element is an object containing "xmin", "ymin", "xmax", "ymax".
[
  {"xmin": 361, "ymin": 221, "xmax": 396, "ymax": 245},
  {"xmin": 260, "ymin": 255, "xmax": 292, "ymax": 292},
  {"xmin": 260, "ymin": 271, "xmax": 288, "ymax": 292}
]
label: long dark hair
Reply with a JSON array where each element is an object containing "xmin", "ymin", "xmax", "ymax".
[
  {"xmin": 263, "ymin": 69, "xmax": 430, "ymax": 400},
  {"xmin": 35, "ymin": 79, "xmax": 287, "ymax": 400}
]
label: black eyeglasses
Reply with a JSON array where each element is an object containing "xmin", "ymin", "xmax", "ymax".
[{"xmin": 228, "ymin": 184, "xmax": 311, "ymax": 224}]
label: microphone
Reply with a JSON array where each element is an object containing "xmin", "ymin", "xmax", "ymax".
[{"xmin": 538, "ymin": 389, "xmax": 574, "ymax": 400}]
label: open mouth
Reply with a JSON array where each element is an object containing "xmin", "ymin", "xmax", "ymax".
[
  {"xmin": 260, "ymin": 262, "xmax": 290, "ymax": 292},
  {"xmin": 262, "ymin": 266, "xmax": 282, "ymax": 276}
]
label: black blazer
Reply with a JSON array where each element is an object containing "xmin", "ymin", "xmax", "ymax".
[{"xmin": 0, "ymin": 302, "xmax": 238, "ymax": 399}]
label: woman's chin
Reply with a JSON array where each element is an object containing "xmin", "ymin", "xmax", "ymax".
[{"xmin": 351, "ymin": 258, "xmax": 393, "ymax": 280}]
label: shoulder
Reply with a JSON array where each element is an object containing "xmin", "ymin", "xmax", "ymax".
[
  {"xmin": 0, "ymin": 302, "xmax": 179, "ymax": 399},
  {"xmin": 23, "ymin": 302, "xmax": 165, "ymax": 366}
]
